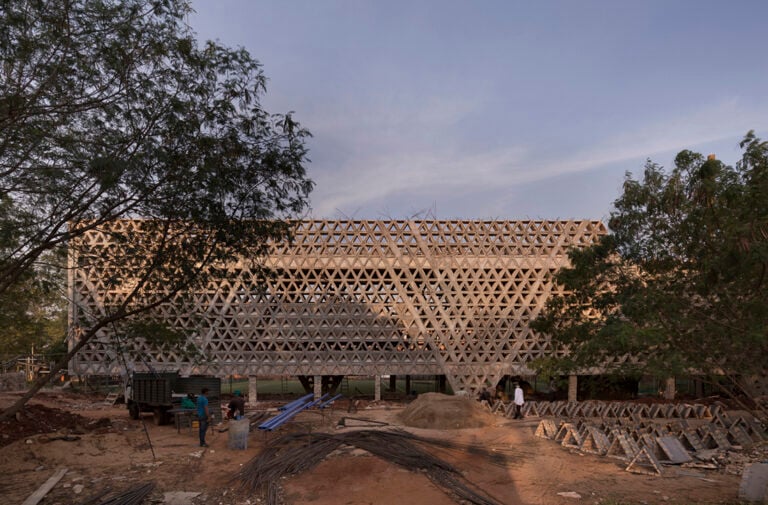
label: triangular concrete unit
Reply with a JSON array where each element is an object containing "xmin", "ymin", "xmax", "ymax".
[
  {"xmin": 581, "ymin": 426, "xmax": 610, "ymax": 455},
  {"xmin": 679, "ymin": 430, "xmax": 705, "ymax": 452},
  {"xmin": 728, "ymin": 425, "xmax": 754, "ymax": 449},
  {"xmin": 535, "ymin": 419, "xmax": 559, "ymax": 440},
  {"xmin": 656, "ymin": 436, "xmax": 692, "ymax": 464},
  {"xmin": 606, "ymin": 430, "xmax": 640, "ymax": 461},
  {"xmin": 561, "ymin": 424, "xmax": 584, "ymax": 449},
  {"xmin": 626, "ymin": 446, "xmax": 664, "ymax": 476}
]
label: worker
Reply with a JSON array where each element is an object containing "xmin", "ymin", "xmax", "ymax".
[
  {"xmin": 513, "ymin": 383, "xmax": 524, "ymax": 419},
  {"xmin": 197, "ymin": 387, "xmax": 210, "ymax": 447},
  {"xmin": 478, "ymin": 387, "xmax": 492, "ymax": 404},
  {"xmin": 227, "ymin": 390, "xmax": 246, "ymax": 420}
]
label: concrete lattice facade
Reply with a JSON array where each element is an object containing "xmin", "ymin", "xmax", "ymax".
[{"xmin": 69, "ymin": 220, "xmax": 605, "ymax": 393}]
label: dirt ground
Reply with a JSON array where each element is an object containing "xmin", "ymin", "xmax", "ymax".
[{"xmin": 0, "ymin": 389, "xmax": 755, "ymax": 505}]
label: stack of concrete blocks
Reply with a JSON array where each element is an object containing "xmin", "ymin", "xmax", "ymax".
[{"xmin": 530, "ymin": 400, "xmax": 767, "ymax": 477}]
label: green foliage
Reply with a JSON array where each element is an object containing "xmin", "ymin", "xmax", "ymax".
[
  {"xmin": 533, "ymin": 132, "xmax": 768, "ymax": 383},
  {"xmin": 0, "ymin": 1, "xmax": 313, "ymax": 420},
  {"xmin": 0, "ymin": 248, "xmax": 66, "ymax": 354},
  {"xmin": 0, "ymin": 0, "xmax": 312, "ymax": 285},
  {"xmin": 0, "ymin": 0, "xmax": 312, "ymax": 353}
]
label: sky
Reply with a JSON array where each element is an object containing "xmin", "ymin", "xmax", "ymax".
[{"xmin": 189, "ymin": 1, "xmax": 768, "ymax": 223}]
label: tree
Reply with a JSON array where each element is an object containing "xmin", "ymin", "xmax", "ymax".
[
  {"xmin": 533, "ymin": 132, "xmax": 768, "ymax": 412},
  {"xmin": 0, "ymin": 0, "xmax": 313, "ymax": 420},
  {"xmin": 0, "ymin": 249, "xmax": 66, "ymax": 355}
]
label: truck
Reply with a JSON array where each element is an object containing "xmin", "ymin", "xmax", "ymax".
[{"xmin": 126, "ymin": 372, "xmax": 221, "ymax": 425}]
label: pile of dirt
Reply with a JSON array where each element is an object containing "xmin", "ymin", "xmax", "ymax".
[
  {"xmin": 398, "ymin": 392, "xmax": 498, "ymax": 429},
  {"xmin": 0, "ymin": 403, "xmax": 112, "ymax": 447}
]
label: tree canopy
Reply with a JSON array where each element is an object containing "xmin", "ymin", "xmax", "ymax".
[
  {"xmin": 533, "ymin": 132, "xmax": 768, "ymax": 400},
  {"xmin": 0, "ymin": 0, "xmax": 313, "ymax": 419}
]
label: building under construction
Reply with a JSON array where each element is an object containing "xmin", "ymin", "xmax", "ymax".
[{"xmin": 68, "ymin": 219, "xmax": 606, "ymax": 396}]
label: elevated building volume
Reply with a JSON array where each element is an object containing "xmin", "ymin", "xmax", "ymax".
[{"xmin": 68, "ymin": 219, "xmax": 605, "ymax": 393}]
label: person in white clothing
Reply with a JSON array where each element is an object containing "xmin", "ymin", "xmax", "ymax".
[{"xmin": 513, "ymin": 383, "xmax": 524, "ymax": 419}]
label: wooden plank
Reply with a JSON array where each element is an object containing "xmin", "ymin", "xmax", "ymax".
[
  {"xmin": 22, "ymin": 468, "xmax": 68, "ymax": 505},
  {"xmin": 104, "ymin": 392, "xmax": 119, "ymax": 405}
]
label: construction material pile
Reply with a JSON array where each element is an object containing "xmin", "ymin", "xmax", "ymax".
[
  {"xmin": 0, "ymin": 403, "xmax": 112, "ymax": 447},
  {"xmin": 77, "ymin": 482, "xmax": 155, "ymax": 505},
  {"xmin": 237, "ymin": 430, "xmax": 506, "ymax": 505},
  {"xmin": 399, "ymin": 392, "xmax": 497, "ymax": 429}
]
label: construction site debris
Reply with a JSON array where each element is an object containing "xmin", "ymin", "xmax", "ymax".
[
  {"xmin": 77, "ymin": 482, "xmax": 155, "ymax": 505},
  {"xmin": 530, "ymin": 400, "xmax": 768, "ymax": 478},
  {"xmin": 337, "ymin": 416, "xmax": 389, "ymax": 428},
  {"xmin": 399, "ymin": 392, "xmax": 498, "ymax": 429},
  {"xmin": 237, "ymin": 429, "xmax": 508, "ymax": 505},
  {"xmin": 1, "ymin": 403, "xmax": 112, "ymax": 447},
  {"xmin": 22, "ymin": 467, "xmax": 68, "ymax": 505}
]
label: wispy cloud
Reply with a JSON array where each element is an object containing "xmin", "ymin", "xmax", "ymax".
[{"xmin": 306, "ymin": 97, "xmax": 766, "ymax": 218}]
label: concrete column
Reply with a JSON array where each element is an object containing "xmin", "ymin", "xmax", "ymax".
[
  {"xmin": 389, "ymin": 374, "xmax": 397, "ymax": 392},
  {"xmin": 664, "ymin": 377, "xmax": 676, "ymax": 400},
  {"xmin": 405, "ymin": 375, "xmax": 411, "ymax": 395},
  {"xmin": 374, "ymin": 375, "xmax": 381, "ymax": 401},
  {"xmin": 314, "ymin": 375, "xmax": 322, "ymax": 400},
  {"xmin": 568, "ymin": 374, "xmax": 578, "ymax": 402},
  {"xmin": 248, "ymin": 375, "xmax": 258, "ymax": 405}
]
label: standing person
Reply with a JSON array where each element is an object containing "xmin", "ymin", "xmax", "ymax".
[
  {"xmin": 513, "ymin": 383, "xmax": 524, "ymax": 419},
  {"xmin": 478, "ymin": 387, "xmax": 492, "ymax": 404},
  {"xmin": 227, "ymin": 390, "xmax": 245, "ymax": 420},
  {"xmin": 197, "ymin": 387, "xmax": 210, "ymax": 447}
]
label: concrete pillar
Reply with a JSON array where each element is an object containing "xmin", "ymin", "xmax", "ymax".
[
  {"xmin": 695, "ymin": 378, "xmax": 704, "ymax": 398},
  {"xmin": 568, "ymin": 374, "xmax": 578, "ymax": 402},
  {"xmin": 389, "ymin": 374, "xmax": 397, "ymax": 392},
  {"xmin": 664, "ymin": 377, "xmax": 676, "ymax": 400},
  {"xmin": 313, "ymin": 375, "xmax": 322, "ymax": 400},
  {"xmin": 374, "ymin": 375, "xmax": 381, "ymax": 401},
  {"xmin": 405, "ymin": 375, "xmax": 411, "ymax": 394},
  {"xmin": 248, "ymin": 375, "xmax": 258, "ymax": 405},
  {"xmin": 438, "ymin": 375, "xmax": 446, "ymax": 393}
]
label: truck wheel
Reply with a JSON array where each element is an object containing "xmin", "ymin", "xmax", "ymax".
[{"xmin": 129, "ymin": 402, "xmax": 140, "ymax": 420}]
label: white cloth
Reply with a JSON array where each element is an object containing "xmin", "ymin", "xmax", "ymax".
[{"xmin": 513, "ymin": 386, "xmax": 524, "ymax": 406}]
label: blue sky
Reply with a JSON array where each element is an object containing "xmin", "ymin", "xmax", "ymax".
[{"xmin": 190, "ymin": 1, "xmax": 767, "ymax": 222}]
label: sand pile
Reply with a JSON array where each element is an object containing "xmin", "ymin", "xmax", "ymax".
[{"xmin": 398, "ymin": 392, "xmax": 497, "ymax": 429}]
